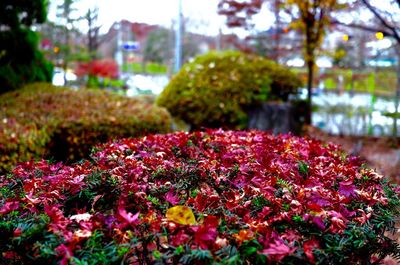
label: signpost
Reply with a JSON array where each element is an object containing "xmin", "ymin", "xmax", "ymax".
[{"xmin": 123, "ymin": 41, "xmax": 140, "ymax": 51}]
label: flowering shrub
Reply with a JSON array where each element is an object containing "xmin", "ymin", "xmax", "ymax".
[
  {"xmin": 0, "ymin": 130, "xmax": 399, "ymax": 264},
  {"xmin": 0, "ymin": 83, "xmax": 171, "ymax": 173}
]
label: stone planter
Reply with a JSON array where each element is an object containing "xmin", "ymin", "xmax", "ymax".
[{"xmin": 247, "ymin": 102, "xmax": 302, "ymax": 134}]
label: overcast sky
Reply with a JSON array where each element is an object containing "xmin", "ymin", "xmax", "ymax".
[{"xmin": 48, "ymin": 0, "xmax": 274, "ymax": 36}]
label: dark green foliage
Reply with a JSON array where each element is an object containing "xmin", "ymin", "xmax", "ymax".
[
  {"xmin": 298, "ymin": 160, "xmax": 309, "ymax": 177},
  {"xmin": 0, "ymin": 29, "xmax": 53, "ymax": 92},
  {"xmin": 71, "ymin": 231, "xmax": 130, "ymax": 265},
  {"xmin": 0, "ymin": 83, "xmax": 172, "ymax": 173},
  {"xmin": 0, "ymin": 1, "xmax": 53, "ymax": 93},
  {"xmin": 157, "ymin": 50, "xmax": 302, "ymax": 129},
  {"xmin": 0, "ymin": 1, "xmax": 48, "ymax": 27}
]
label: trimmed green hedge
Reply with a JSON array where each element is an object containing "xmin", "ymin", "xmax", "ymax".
[
  {"xmin": 157, "ymin": 51, "xmax": 302, "ymax": 129},
  {"xmin": 0, "ymin": 83, "xmax": 172, "ymax": 173}
]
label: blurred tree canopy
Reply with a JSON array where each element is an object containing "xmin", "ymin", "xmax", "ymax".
[
  {"xmin": 56, "ymin": 0, "xmax": 79, "ymax": 85},
  {"xmin": 218, "ymin": 0, "xmax": 345, "ymax": 124},
  {"xmin": 143, "ymin": 28, "xmax": 172, "ymax": 66},
  {"xmin": 85, "ymin": 7, "xmax": 101, "ymax": 60},
  {"xmin": 0, "ymin": 0, "xmax": 53, "ymax": 93},
  {"xmin": 360, "ymin": 0, "xmax": 400, "ymax": 137}
]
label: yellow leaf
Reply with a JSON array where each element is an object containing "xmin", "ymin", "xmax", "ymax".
[
  {"xmin": 166, "ymin": 206, "xmax": 196, "ymax": 225},
  {"xmin": 233, "ymin": 229, "xmax": 254, "ymax": 244}
]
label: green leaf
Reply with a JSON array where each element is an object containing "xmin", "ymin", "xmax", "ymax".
[{"xmin": 298, "ymin": 161, "xmax": 309, "ymax": 176}]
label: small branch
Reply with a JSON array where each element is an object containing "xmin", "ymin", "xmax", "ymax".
[
  {"xmin": 360, "ymin": 0, "xmax": 400, "ymax": 43},
  {"xmin": 332, "ymin": 19, "xmax": 395, "ymax": 38},
  {"xmin": 361, "ymin": 0, "xmax": 394, "ymax": 29}
]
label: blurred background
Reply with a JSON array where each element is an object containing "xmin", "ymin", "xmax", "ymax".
[{"xmin": 38, "ymin": 0, "xmax": 400, "ymax": 136}]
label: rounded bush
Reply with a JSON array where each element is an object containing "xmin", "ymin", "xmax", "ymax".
[
  {"xmin": 0, "ymin": 83, "xmax": 171, "ymax": 172},
  {"xmin": 1, "ymin": 130, "xmax": 398, "ymax": 264},
  {"xmin": 157, "ymin": 51, "xmax": 302, "ymax": 129}
]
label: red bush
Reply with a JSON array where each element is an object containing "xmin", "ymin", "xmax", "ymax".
[
  {"xmin": 75, "ymin": 59, "xmax": 119, "ymax": 79},
  {"xmin": 0, "ymin": 130, "xmax": 399, "ymax": 264}
]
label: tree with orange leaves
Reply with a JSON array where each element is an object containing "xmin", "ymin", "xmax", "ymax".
[{"xmin": 218, "ymin": 0, "xmax": 346, "ymax": 124}]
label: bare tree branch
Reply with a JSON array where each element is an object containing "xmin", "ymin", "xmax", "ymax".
[
  {"xmin": 331, "ymin": 18, "xmax": 393, "ymax": 36},
  {"xmin": 360, "ymin": 0, "xmax": 400, "ymax": 43}
]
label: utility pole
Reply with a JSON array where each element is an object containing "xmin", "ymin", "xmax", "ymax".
[
  {"xmin": 274, "ymin": 0, "xmax": 281, "ymax": 62},
  {"xmin": 216, "ymin": 28, "xmax": 222, "ymax": 51},
  {"xmin": 174, "ymin": 0, "xmax": 183, "ymax": 73},
  {"xmin": 115, "ymin": 22, "xmax": 123, "ymax": 75}
]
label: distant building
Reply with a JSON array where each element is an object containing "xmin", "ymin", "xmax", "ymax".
[{"xmin": 97, "ymin": 20, "xmax": 245, "ymax": 72}]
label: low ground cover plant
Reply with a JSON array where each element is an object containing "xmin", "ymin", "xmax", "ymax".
[
  {"xmin": 0, "ymin": 130, "xmax": 398, "ymax": 264},
  {"xmin": 0, "ymin": 82, "xmax": 171, "ymax": 173},
  {"xmin": 157, "ymin": 51, "xmax": 302, "ymax": 129}
]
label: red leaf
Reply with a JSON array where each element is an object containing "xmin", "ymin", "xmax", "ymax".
[
  {"xmin": 261, "ymin": 241, "xmax": 292, "ymax": 255},
  {"xmin": 55, "ymin": 244, "xmax": 74, "ymax": 265},
  {"xmin": 165, "ymin": 190, "xmax": 180, "ymax": 205},
  {"xmin": 303, "ymin": 239, "xmax": 320, "ymax": 264},
  {"xmin": 170, "ymin": 229, "xmax": 190, "ymax": 246},
  {"xmin": 259, "ymin": 234, "xmax": 297, "ymax": 261},
  {"xmin": 338, "ymin": 180, "xmax": 357, "ymax": 198},
  {"xmin": 44, "ymin": 205, "xmax": 71, "ymax": 233},
  {"xmin": 117, "ymin": 206, "xmax": 140, "ymax": 226},
  {"xmin": 0, "ymin": 201, "xmax": 19, "ymax": 215},
  {"xmin": 193, "ymin": 216, "xmax": 219, "ymax": 249}
]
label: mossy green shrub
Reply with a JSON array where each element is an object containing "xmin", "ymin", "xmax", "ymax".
[
  {"xmin": 157, "ymin": 51, "xmax": 302, "ymax": 129},
  {"xmin": 0, "ymin": 83, "xmax": 171, "ymax": 173}
]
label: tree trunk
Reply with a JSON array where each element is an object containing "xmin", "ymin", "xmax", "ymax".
[
  {"xmin": 306, "ymin": 59, "xmax": 314, "ymax": 125},
  {"xmin": 63, "ymin": 27, "xmax": 69, "ymax": 86}
]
